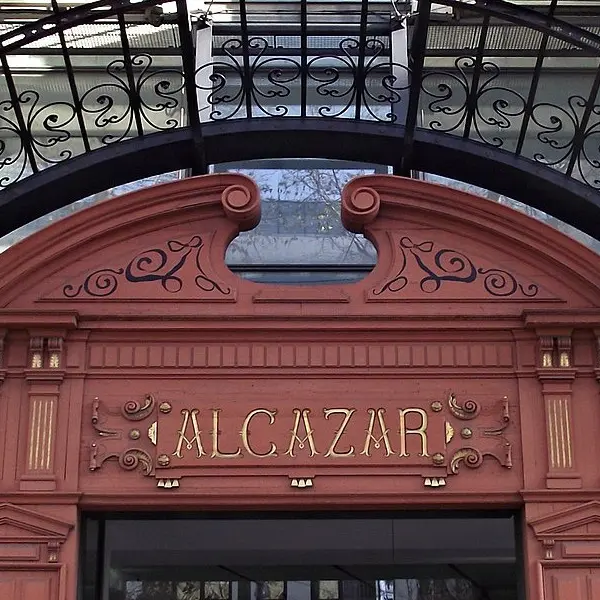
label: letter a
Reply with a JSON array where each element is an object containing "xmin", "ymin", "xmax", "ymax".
[
  {"xmin": 361, "ymin": 408, "xmax": 394, "ymax": 457},
  {"xmin": 173, "ymin": 409, "xmax": 206, "ymax": 458},
  {"xmin": 285, "ymin": 409, "xmax": 319, "ymax": 457}
]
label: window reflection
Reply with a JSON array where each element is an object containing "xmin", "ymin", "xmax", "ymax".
[{"xmin": 87, "ymin": 515, "xmax": 519, "ymax": 600}]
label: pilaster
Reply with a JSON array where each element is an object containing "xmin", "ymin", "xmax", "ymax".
[
  {"xmin": 19, "ymin": 332, "xmax": 66, "ymax": 492},
  {"xmin": 535, "ymin": 331, "xmax": 581, "ymax": 489}
]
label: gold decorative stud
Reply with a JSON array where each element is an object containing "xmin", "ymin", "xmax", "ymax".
[
  {"xmin": 157, "ymin": 454, "xmax": 170, "ymax": 467},
  {"xmin": 432, "ymin": 452, "xmax": 445, "ymax": 466},
  {"xmin": 129, "ymin": 429, "xmax": 141, "ymax": 440}
]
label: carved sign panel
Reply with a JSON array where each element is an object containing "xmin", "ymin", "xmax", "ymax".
[{"xmin": 89, "ymin": 391, "xmax": 513, "ymax": 489}]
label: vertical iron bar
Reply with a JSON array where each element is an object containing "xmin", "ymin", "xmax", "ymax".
[
  {"xmin": 398, "ymin": 0, "xmax": 431, "ymax": 175},
  {"xmin": 300, "ymin": 0, "xmax": 308, "ymax": 118},
  {"xmin": 515, "ymin": 0, "xmax": 558, "ymax": 156},
  {"xmin": 462, "ymin": 15, "xmax": 490, "ymax": 140},
  {"xmin": 354, "ymin": 0, "xmax": 370, "ymax": 120},
  {"xmin": 566, "ymin": 63, "xmax": 600, "ymax": 177},
  {"xmin": 117, "ymin": 12, "xmax": 144, "ymax": 137},
  {"xmin": 0, "ymin": 53, "xmax": 38, "ymax": 173},
  {"xmin": 176, "ymin": 0, "xmax": 206, "ymax": 173},
  {"xmin": 51, "ymin": 0, "xmax": 90, "ymax": 153},
  {"xmin": 239, "ymin": 0, "xmax": 253, "ymax": 118}
]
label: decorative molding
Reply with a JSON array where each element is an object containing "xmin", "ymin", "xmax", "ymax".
[
  {"xmin": 157, "ymin": 478, "xmax": 180, "ymax": 489},
  {"xmin": 439, "ymin": 394, "xmax": 513, "ymax": 476},
  {"xmin": 537, "ymin": 333, "xmax": 574, "ymax": 370},
  {"xmin": 535, "ymin": 332, "xmax": 580, "ymax": 489},
  {"xmin": 371, "ymin": 235, "xmax": 540, "ymax": 299},
  {"xmin": 423, "ymin": 477, "xmax": 446, "ymax": 488},
  {"xmin": 290, "ymin": 477, "xmax": 314, "ymax": 489},
  {"xmin": 21, "ymin": 333, "xmax": 66, "ymax": 491},
  {"xmin": 62, "ymin": 236, "xmax": 232, "ymax": 300},
  {"xmin": 88, "ymin": 394, "xmax": 157, "ymax": 479},
  {"xmin": 29, "ymin": 336, "xmax": 44, "ymax": 369},
  {"xmin": 529, "ymin": 501, "xmax": 600, "ymax": 562},
  {"xmin": 0, "ymin": 503, "xmax": 73, "ymax": 564},
  {"xmin": 86, "ymin": 341, "xmax": 515, "ymax": 370},
  {"xmin": 27, "ymin": 334, "xmax": 66, "ymax": 372}
]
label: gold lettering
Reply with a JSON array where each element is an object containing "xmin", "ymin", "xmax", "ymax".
[
  {"xmin": 285, "ymin": 409, "xmax": 319, "ymax": 457},
  {"xmin": 172, "ymin": 409, "xmax": 206, "ymax": 459},
  {"xmin": 399, "ymin": 408, "xmax": 429, "ymax": 457},
  {"xmin": 241, "ymin": 409, "xmax": 278, "ymax": 458},
  {"xmin": 211, "ymin": 409, "xmax": 242, "ymax": 458},
  {"xmin": 324, "ymin": 408, "xmax": 356, "ymax": 457},
  {"xmin": 361, "ymin": 408, "xmax": 394, "ymax": 457}
]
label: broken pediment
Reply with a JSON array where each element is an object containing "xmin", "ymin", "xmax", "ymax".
[{"xmin": 0, "ymin": 173, "xmax": 599, "ymax": 313}]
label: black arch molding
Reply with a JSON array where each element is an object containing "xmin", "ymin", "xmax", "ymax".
[{"xmin": 1, "ymin": 119, "xmax": 599, "ymax": 240}]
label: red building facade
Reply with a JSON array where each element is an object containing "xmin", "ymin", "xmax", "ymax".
[{"xmin": 0, "ymin": 173, "xmax": 600, "ymax": 599}]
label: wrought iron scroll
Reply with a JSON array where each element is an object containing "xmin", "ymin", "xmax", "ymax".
[
  {"xmin": 1, "ymin": 0, "xmax": 600, "ymax": 197},
  {"xmin": 374, "ymin": 236, "xmax": 539, "ymax": 297},
  {"xmin": 63, "ymin": 236, "xmax": 229, "ymax": 298}
]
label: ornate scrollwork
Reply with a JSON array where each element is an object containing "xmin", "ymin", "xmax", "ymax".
[
  {"xmin": 441, "ymin": 396, "xmax": 513, "ymax": 477},
  {"xmin": 374, "ymin": 235, "xmax": 539, "ymax": 297},
  {"xmin": 118, "ymin": 448, "xmax": 153, "ymax": 475},
  {"xmin": 530, "ymin": 95, "xmax": 600, "ymax": 189},
  {"xmin": 196, "ymin": 35, "xmax": 409, "ymax": 123},
  {"xmin": 448, "ymin": 393, "xmax": 480, "ymax": 420},
  {"xmin": 421, "ymin": 57, "xmax": 526, "ymax": 148},
  {"xmin": 122, "ymin": 393, "xmax": 156, "ymax": 421},
  {"xmin": 89, "ymin": 393, "xmax": 157, "ymax": 478},
  {"xmin": 449, "ymin": 447, "xmax": 483, "ymax": 474},
  {"xmin": 80, "ymin": 54, "xmax": 184, "ymax": 145},
  {"xmin": 63, "ymin": 236, "xmax": 229, "ymax": 298},
  {"xmin": 1, "ymin": 5, "xmax": 600, "ymax": 200},
  {"xmin": 89, "ymin": 443, "xmax": 154, "ymax": 476},
  {"xmin": 0, "ymin": 90, "xmax": 77, "ymax": 187}
]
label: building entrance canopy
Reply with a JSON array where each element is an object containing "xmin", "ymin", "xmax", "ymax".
[{"xmin": 1, "ymin": 0, "xmax": 600, "ymax": 238}]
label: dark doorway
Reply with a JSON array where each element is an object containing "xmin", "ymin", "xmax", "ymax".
[{"xmin": 80, "ymin": 512, "xmax": 521, "ymax": 600}]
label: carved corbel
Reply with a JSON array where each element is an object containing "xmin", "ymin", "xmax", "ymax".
[{"xmin": 535, "ymin": 330, "xmax": 580, "ymax": 489}]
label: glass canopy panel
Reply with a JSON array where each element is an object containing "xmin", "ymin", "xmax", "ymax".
[{"xmin": 2, "ymin": 0, "xmax": 600, "ymax": 240}]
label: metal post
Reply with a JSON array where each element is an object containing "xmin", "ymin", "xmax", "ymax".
[{"xmin": 195, "ymin": 19, "xmax": 214, "ymax": 123}]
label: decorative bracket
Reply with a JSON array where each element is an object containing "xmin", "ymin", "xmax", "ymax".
[
  {"xmin": 89, "ymin": 394, "xmax": 157, "ymax": 478},
  {"xmin": 422, "ymin": 393, "xmax": 513, "ymax": 488}
]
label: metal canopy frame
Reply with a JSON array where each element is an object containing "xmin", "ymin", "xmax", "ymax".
[{"xmin": 1, "ymin": 0, "xmax": 600, "ymax": 238}]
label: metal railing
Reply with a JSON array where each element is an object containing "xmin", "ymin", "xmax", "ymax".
[{"xmin": 1, "ymin": 0, "xmax": 600, "ymax": 194}]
